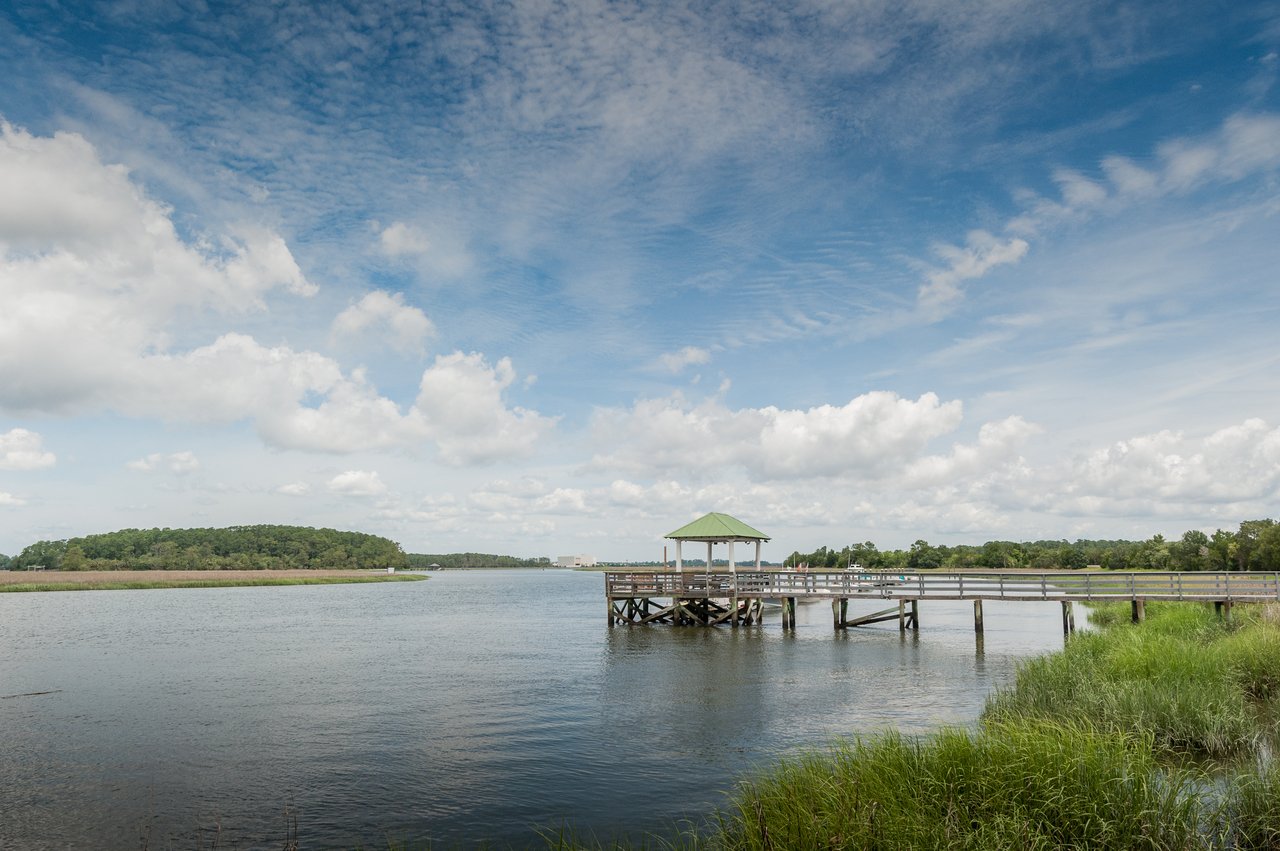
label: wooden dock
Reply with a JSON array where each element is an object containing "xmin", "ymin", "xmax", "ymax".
[{"xmin": 605, "ymin": 570, "xmax": 1280, "ymax": 632}]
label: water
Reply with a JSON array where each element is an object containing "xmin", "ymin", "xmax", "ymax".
[{"xmin": 0, "ymin": 569, "xmax": 1074, "ymax": 848}]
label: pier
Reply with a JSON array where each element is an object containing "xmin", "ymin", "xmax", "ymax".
[{"xmin": 604, "ymin": 569, "xmax": 1280, "ymax": 633}]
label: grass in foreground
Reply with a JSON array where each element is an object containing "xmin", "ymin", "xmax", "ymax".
[
  {"xmin": 0, "ymin": 575, "xmax": 427, "ymax": 592},
  {"xmin": 710, "ymin": 723, "xmax": 1203, "ymax": 851}
]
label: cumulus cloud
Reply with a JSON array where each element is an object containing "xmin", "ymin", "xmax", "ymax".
[
  {"xmin": 127, "ymin": 451, "xmax": 200, "ymax": 475},
  {"xmin": 415, "ymin": 352, "xmax": 557, "ymax": 465},
  {"xmin": 0, "ymin": 428, "xmax": 56, "ymax": 470},
  {"xmin": 332, "ymin": 290, "xmax": 435, "ymax": 353},
  {"xmin": 0, "ymin": 491, "xmax": 26, "ymax": 507},
  {"xmin": 276, "ymin": 482, "xmax": 311, "ymax": 496},
  {"xmin": 590, "ymin": 390, "xmax": 965, "ymax": 480},
  {"xmin": 656, "ymin": 346, "xmax": 711, "ymax": 374},
  {"xmin": 0, "ymin": 124, "xmax": 552, "ymax": 463},
  {"xmin": 0, "ymin": 122, "xmax": 315, "ymax": 414},
  {"xmin": 328, "ymin": 470, "xmax": 387, "ymax": 497},
  {"xmin": 1051, "ymin": 418, "xmax": 1280, "ymax": 514},
  {"xmin": 902, "ymin": 416, "xmax": 1042, "ymax": 487}
]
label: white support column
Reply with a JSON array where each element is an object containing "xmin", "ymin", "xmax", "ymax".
[
  {"xmin": 728, "ymin": 540, "xmax": 736, "ymax": 575},
  {"xmin": 707, "ymin": 541, "xmax": 713, "ymax": 573},
  {"xmin": 676, "ymin": 540, "xmax": 683, "ymax": 571},
  {"xmin": 755, "ymin": 540, "xmax": 761, "ymax": 570}
]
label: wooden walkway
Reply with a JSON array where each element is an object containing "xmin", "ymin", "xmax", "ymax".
[{"xmin": 605, "ymin": 570, "xmax": 1280, "ymax": 630}]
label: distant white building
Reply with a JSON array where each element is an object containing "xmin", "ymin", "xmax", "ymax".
[{"xmin": 556, "ymin": 554, "xmax": 597, "ymax": 568}]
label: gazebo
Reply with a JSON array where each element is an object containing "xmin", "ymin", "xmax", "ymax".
[{"xmin": 665, "ymin": 511, "xmax": 769, "ymax": 574}]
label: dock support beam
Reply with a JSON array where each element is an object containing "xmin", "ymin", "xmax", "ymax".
[
  {"xmin": 973, "ymin": 599, "xmax": 984, "ymax": 635},
  {"xmin": 1061, "ymin": 601, "xmax": 1076, "ymax": 636},
  {"xmin": 911, "ymin": 599, "xmax": 919, "ymax": 631},
  {"xmin": 832, "ymin": 598, "xmax": 848, "ymax": 630},
  {"xmin": 781, "ymin": 597, "xmax": 797, "ymax": 630},
  {"xmin": 1215, "ymin": 600, "xmax": 1233, "ymax": 622},
  {"xmin": 1131, "ymin": 599, "xmax": 1146, "ymax": 624}
]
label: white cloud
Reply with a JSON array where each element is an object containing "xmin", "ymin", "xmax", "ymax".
[
  {"xmin": 0, "ymin": 491, "xmax": 26, "ymax": 508},
  {"xmin": 127, "ymin": 451, "xmax": 200, "ymax": 475},
  {"xmin": 379, "ymin": 222, "xmax": 432, "ymax": 256},
  {"xmin": 0, "ymin": 125, "xmax": 552, "ymax": 463},
  {"xmin": 276, "ymin": 482, "xmax": 311, "ymax": 496},
  {"xmin": 378, "ymin": 221, "xmax": 472, "ymax": 278},
  {"xmin": 0, "ymin": 428, "xmax": 56, "ymax": 470},
  {"xmin": 656, "ymin": 346, "xmax": 711, "ymax": 374},
  {"xmin": 1051, "ymin": 418, "xmax": 1280, "ymax": 513},
  {"xmin": 332, "ymin": 290, "xmax": 435, "ymax": 353},
  {"xmin": 415, "ymin": 352, "xmax": 558, "ymax": 465},
  {"xmin": 328, "ymin": 470, "xmax": 387, "ymax": 497},
  {"xmin": 590, "ymin": 390, "xmax": 965, "ymax": 480},
  {"xmin": 0, "ymin": 123, "xmax": 315, "ymax": 414},
  {"xmin": 917, "ymin": 230, "xmax": 1029, "ymax": 316},
  {"xmin": 902, "ymin": 416, "xmax": 1042, "ymax": 487}
]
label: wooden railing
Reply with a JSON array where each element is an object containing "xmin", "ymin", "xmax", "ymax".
[{"xmin": 604, "ymin": 570, "xmax": 1280, "ymax": 602}]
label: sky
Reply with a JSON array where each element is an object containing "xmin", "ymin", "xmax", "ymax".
[{"xmin": 1, "ymin": 0, "xmax": 1279, "ymax": 562}]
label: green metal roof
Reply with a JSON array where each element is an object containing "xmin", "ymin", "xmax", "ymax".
[{"xmin": 665, "ymin": 512, "xmax": 770, "ymax": 541}]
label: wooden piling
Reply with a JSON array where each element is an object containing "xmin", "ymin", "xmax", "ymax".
[
  {"xmin": 898, "ymin": 600, "xmax": 906, "ymax": 632},
  {"xmin": 973, "ymin": 599, "xmax": 984, "ymax": 635},
  {"xmin": 910, "ymin": 599, "xmax": 919, "ymax": 631},
  {"xmin": 1131, "ymin": 599, "xmax": 1146, "ymax": 623}
]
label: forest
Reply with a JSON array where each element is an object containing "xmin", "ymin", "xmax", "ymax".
[
  {"xmin": 2, "ymin": 525, "xmax": 407, "ymax": 571},
  {"xmin": 783, "ymin": 518, "xmax": 1280, "ymax": 572}
]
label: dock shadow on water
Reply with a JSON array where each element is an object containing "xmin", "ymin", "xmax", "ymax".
[{"xmin": 0, "ymin": 569, "xmax": 1071, "ymax": 848}]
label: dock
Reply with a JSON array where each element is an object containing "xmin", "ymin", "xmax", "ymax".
[{"xmin": 604, "ymin": 569, "xmax": 1280, "ymax": 633}]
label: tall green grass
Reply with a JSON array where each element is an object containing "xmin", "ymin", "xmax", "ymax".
[
  {"xmin": 710, "ymin": 722, "xmax": 1204, "ymax": 851},
  {"xmin": 984, "ymin": 601, "xmax": 1280, "ymax": 757}
]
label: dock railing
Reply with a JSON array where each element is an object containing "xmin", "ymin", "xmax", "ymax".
[{"xmin": 604, "ymin": 570, "xmax": 1280, "ymax": 603}]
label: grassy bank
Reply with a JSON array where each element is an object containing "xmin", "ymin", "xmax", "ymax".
[
  {"xmin": 0, "ymin": 570, "xmax": 427, "ymax": 593},
  {"xmin": 547, "ymin": 601, "xmax": 1280, "ymax": 850}
]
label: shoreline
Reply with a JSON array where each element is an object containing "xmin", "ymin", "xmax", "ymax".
[{"xmin": 0, "ymin": 569, "xmax": 427, "ymax": 592}]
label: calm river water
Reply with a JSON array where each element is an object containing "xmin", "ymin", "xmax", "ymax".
[{"xmin": 1, "ymin": 569, "xmax": 1075, "ymax": 848}]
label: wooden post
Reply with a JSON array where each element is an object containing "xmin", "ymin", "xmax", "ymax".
[
  {"xmin": 898, "ymin": 599, "xmax": 906, "ymax": 632},
  {"xmin": 973, "ymin": 599, "xmax": 984, "ymax": 635},
  {"xmin": 1068, "ymin": 602, "xmax": 1076, "ymax": 633},
  {"xmin": 1223, "ymin": 600, "xmax": 1233, "ymax": 623},
  {"xmin": 1062, "ymin": 601, "xmax": 1071, "ymax": 636},
  {"xmin": 832, "ymin": 599, "xmax": 841, "ymax": 630},
  {"xmin": 1131, "ymin": 599, "xmax": 1145, "ymax": 623},
  {"xmin": 910, "ymin": 599, "xmax": 919, "ymax": 631}
]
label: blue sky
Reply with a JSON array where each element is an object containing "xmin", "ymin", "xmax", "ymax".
[{"xmin": 1, "ymin": 0, "xmax": 1278, "ymax": 561}]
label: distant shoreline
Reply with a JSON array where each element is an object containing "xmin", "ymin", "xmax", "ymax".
[{"xmin": 0, "ymin": 569, "xmax": 427, "ymax": 593}]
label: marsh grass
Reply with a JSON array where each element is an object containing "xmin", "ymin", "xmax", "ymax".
[
  {"xmin": 0, "ymin": 575, "xmax": 427, "ymax": 593},
  {"xmin": 709, "ymin": 722, "xmax": 1204, "ymax": 851},
  {"xmin": 983, "ymin": 601, "xmax": 1280, "ymax": 757},
  {"xmin": 1225, "ymin": 759, "xmax": 1280, "ymax": 850}
]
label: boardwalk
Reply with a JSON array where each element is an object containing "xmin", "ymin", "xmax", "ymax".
[{"xmin": 604, "ymin": 570, "xmax": 1280, "ymax": 630}]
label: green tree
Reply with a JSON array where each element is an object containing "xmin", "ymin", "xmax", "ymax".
[
  {"xmin": 907, "ymin": 539, "xmax": 943, "ymax": 570},
  {"xmin": 1173, "ymin": 530, "xmax": 1210, "ymax": 571}
]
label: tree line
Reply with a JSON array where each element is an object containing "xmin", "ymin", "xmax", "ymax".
[
  {"xmin": 405, "ymin": 553, "xmax": 552, "ymax": 569},
  {"xmin": 4, "ymin": 525, "xmax": 408, "ymax": 571},
  {"xmin": 786, "ymin": 518, "xmax": 1280, "ymax": 572}
]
